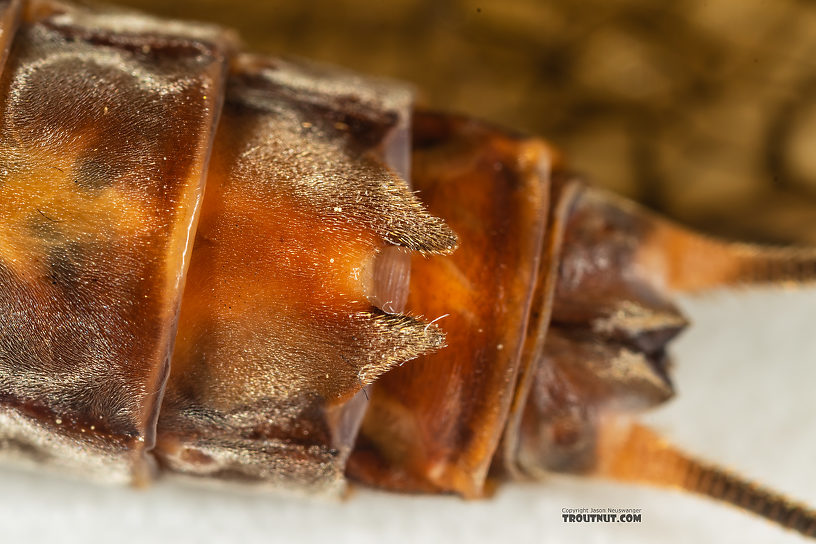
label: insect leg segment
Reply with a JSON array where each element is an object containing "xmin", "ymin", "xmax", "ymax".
[
  {"xmin": 574, "ymin": 188, "xmax": 816, "ymax": 293},
  {"xmin": 596, "ymin": 422, "xmax": 816, "ymax": 538}
]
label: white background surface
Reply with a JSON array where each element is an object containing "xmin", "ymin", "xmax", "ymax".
[{"xmin": 0, "ymin": 288, "xmax": 814, "ymax": 544}]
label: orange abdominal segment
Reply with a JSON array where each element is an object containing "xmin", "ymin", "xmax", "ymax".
[
  {"xmin": 348, "ymin": 113, "xmax": 554, "ymax": 497},
  {"xmin": 0, "ymin": 0, "xmax": 228, "ymax": 482},
  {"xmin": 153, "ymin": 56, "xmax": 456, "ymax": 495}
]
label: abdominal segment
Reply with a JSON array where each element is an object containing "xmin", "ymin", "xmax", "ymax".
[
  {"xmin": 346, "ymin": 115, "xmax": 692, "ymax": 495},
  {"xmin": 0, "ymin": 0, "xmax": 730, "ymax": 497},
  {"xmin": 0, "ymin": 0, "xmax": 227, "ymax": 482},
  {"xmin": 347, "ymin": 113, "xmax": 554, "ymax": 497},
  {"xmin": 0, "ymin": 1, "xmax": 455, "ymax": 491},
  {"xmin": 152, "ymin": 56, "xmax": 455, "ymax": 495}
]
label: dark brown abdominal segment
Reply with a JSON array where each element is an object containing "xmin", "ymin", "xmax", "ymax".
[
  {"xmin": 503, "ymin": 184, "xmax": 687, "ymax": 477},
  {"xmin": 500, "ymin": 181, "xmax": 816, "ymax": 538},
  {"xmin": 513, "ymin": 328, "xmax": 675, "ymax": 475},
  {"xmin": 0, "ymin": 0, "xmax": 227, "ymax": 482},
  {"xmin": 153, "ymin": 57, "xmax": 453, "ymax": 495},
  {"xmin": 507, "ymin": 185, "xmax": 810, "ymax": 480},
  {"xmin": 348, "ymin": 113, "xmax": 554, "ymax": 497}
]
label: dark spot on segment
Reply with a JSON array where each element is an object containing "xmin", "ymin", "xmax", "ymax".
[
  {"xmin": 27, "ymin": 211, "xmax": 62, "ymax": 241},
  {"xmin": 46, "ymin": 242, "xmax": 84, "ymax": 292},
  {"xmin": 39, "ymin": 19, "xmax": 217, "ymax": 60},
  {"xmin": 72, "ymin": 150, "xmax": 120, "ymax": 191}
]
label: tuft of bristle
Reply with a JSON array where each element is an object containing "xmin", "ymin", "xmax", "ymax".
[{"xmin": 351, "ymin": 309, "xmax": 448, "ymax": 390}]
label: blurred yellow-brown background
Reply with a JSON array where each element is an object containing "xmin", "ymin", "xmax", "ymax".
[{"xmin": 117, "ymin": 0, "xmax": 816, "ymax": 244}]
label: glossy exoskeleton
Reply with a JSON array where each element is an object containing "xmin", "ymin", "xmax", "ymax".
[{"xmin": 0, "ymin": 0, "xmax": 814, "ymax": 538}]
